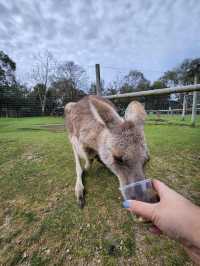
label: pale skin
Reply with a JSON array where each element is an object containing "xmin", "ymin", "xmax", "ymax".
[{"xmin": 125, "ymin": 180, "xmax": 200, "ymax": 265}]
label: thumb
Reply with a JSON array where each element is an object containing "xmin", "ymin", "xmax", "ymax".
[
  {"xmin": 124, "ymin": 200, "xmax": 157, "ymax": 221},
  {"xmin": 153, "ymin": 179, "xmax": 171, "ymax": 199}
]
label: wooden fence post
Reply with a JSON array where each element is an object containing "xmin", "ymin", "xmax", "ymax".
[
  {"xmin": 191, "ymin": 75, "xmax": 198, "ymax": 126},
  {"xmin": 95, "ymin": 64, "xmax": 101, "ymax": 96},
  {"xmin": 181, "ymin": 94, "xmax": 186, "ymax": 120}
]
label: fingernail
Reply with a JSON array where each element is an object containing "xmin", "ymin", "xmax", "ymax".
[{"xmin": 123, "ymin": 200, "xmax": 131, "ymax": 208}]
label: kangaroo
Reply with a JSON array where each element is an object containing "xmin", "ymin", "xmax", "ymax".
[{"xmin": 64, "ymin": 95, "xmax": 149, "ymax": 208}]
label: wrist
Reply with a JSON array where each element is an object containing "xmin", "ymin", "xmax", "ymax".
[
  {"xmin": 191, "ymin": 207, "xmax": 200, "ymax": 249},
  {"xmin": 185, "ymin": 205, "xmax": 200, "ymax": 249}
]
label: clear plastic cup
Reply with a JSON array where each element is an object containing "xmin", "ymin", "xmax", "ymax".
[{"xmin": 119, "ymin": 179, "xmax": 159, "ymax": 203}]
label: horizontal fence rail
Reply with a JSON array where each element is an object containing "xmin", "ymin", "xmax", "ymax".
[
  {"xmin": 105, "ymin": 84, "xmax": 200, "ymax": 99},
  {"xmin": 148, "ymin": 108, "xmax": 200, "ymax": 113}
]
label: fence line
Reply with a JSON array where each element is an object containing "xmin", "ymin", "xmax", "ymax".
[
  {"xmin": 147, "ymin": 108, "xmax": 200, "ymax": 115},
  {"xmin": 105, "ymin": 84, "xmax": 200, "ymax": 99}
]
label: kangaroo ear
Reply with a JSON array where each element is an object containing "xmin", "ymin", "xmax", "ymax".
[
  {"xmin": 125, "ymin": 101, "xmax": 146, "ymax": 127},
  {"xmin": 89, "ymin": 96, "xmax": 123, "ymax": 129}
]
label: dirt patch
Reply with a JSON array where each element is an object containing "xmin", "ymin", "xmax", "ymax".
[
  {"xmin": 18, "ymin": 124, "xmax": 65, "ymax": 133},
  {"xmin": 38, "ymin": 124, "xmax": 65, "ymax": 132},
  {"xmin": 17, "ymin": 128, "xmax": 43, "ymax": 132}
]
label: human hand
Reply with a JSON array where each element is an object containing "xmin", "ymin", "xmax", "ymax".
[{"xmin": 123, "ymin": 180, "xmax": 200, "ymax": 264}]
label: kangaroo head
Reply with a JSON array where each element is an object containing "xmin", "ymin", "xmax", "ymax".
[{"xmin": 90, "ymin": 97, "xmax": 149, "ymax": 193}]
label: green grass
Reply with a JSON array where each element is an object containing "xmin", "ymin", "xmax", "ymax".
[
  {"xmin": 147, "ymin": 114, "xmax": 200, "ymax": 126},
  {"xmin": 0, "ymin": 116, "xmax": 200, "ymax": 265}
]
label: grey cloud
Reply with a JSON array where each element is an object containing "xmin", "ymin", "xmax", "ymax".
[
  {"xmin": 10, "ymin": 2, "xmax": 21, "ymax": 15},
  {"xmin": 0, "ymin": 2, "xmax": 10, "ymax": 17},
  {"xmin": 60, "ymin": 22, "xmax": 81, "ymax": 38},
  {"xmin": 84, "ymin": 28, "xmax": 99, "ymax": 40},
  {"xmin": 49, "ymin": 0, "xmax": 72, "ymax": 18},
  {"xmin": 0, "ymin": 28, "xmax": 10, "ymax": 40},
  {"xmin": 0, "ymin": 0, "xmax": 199, "ymax": 84}
]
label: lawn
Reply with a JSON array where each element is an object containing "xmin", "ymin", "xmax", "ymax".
[
  {"xmin": 146, "ymin": 114, "xmax": 200, "ymax": 126},
  {"xmin": 0, "ymin": 116, "xmax": 200, "ymax": 266}
]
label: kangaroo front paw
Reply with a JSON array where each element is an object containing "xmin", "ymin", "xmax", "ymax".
[
  {"xmin": 75, "ymin": 183, "xmax": 85, "ymax": 209},
  {"xmin": 77, "ymin": 194, "xmax": 85, "ymax": 209}
]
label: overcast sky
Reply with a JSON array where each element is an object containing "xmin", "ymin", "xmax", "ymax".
[{"xmin": 0, "ymin": 0, "xmax": 200, "ymax": 86}]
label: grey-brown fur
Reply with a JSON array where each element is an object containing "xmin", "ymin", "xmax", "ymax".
[{"xmin": 65, "ymin": 95, "xmax": 149, "ymax": 207}]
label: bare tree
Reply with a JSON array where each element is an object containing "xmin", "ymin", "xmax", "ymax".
[{"xmin": 32, "ymin": 50, "xmax": 56, "ymax": 115}]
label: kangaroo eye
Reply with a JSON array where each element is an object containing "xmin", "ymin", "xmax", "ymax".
[{"xmin": 114, "ymin": 156, "xmax": 124, "ymax": 164}]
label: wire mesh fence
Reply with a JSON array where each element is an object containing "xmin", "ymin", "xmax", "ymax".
[
  {"xmin": 108, "ymin": 91, "xmax": 200, "ymax": 127},
  {"xmin": 1, "ymin": 64, "xmax": 200, "ymax": 127},
  {"xmin": 0, "ymin": 94, "xmax": 85, "ymax": 117},
  {"xmin": 1, "ymin": 91, "xmax": 199, "ymax": 128}
]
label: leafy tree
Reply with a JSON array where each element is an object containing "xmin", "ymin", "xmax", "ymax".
[
  {"xmin": 0, "ymin": 51, "xmax": 18, "ymax": 116},
  {"xmin": 50, "ymin": 78, "xmax": 85, "ymax": 108},
  {"xmin": 159, "ymin": 70, "xmax": 179, "ymax": 87},
  {"xmin": 88, "ymin": 82, "xmax": 96, "ymax": 95},
  {"xmin": 88, "ymin": 80, "xmax": 105, "ymax": 95},
  {"xmin": 145, "ymin": 80, "xmax": 170, "ymax": 110},
  {"xmin": 120, "ymin": 70, "xmax": 150, "ymax": 93},
  {"xmin": 177, "ymin": 59, "xmax": 193, "ymax": 85},
  {"xmin": 0, "ymin": 50, "xmax": 16, "ymax": 86},
  {"xmin": 181, "ymin": 58, "xmax": 200, "ymax": 83},
  {"xmin": 55, "ymin": 61, "xmax": 88, "ymax": 92},
  {"xmin": 105, "ymin": 84, "xmax": 119, "ymax": 96}
]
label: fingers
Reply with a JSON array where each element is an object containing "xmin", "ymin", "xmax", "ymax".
[
  {"xmin": 153, "ymin": 179, "xmax": 170, "ymax": 198},
  {"xmin": 124, "ymin": 200, "xmax": 157, "ymax": 221}
]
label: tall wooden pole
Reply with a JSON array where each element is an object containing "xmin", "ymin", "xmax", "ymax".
[
  {"xmin": 191, "ymin": 75, "xmax": 198, "ymax": 126},
  {"xmin": 95, "ymin": 64, "xmax": 101, "ymax": 96},
  {"xmin": 181, "ymin": 93, "xmax": 186, "ymax": 120}
]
